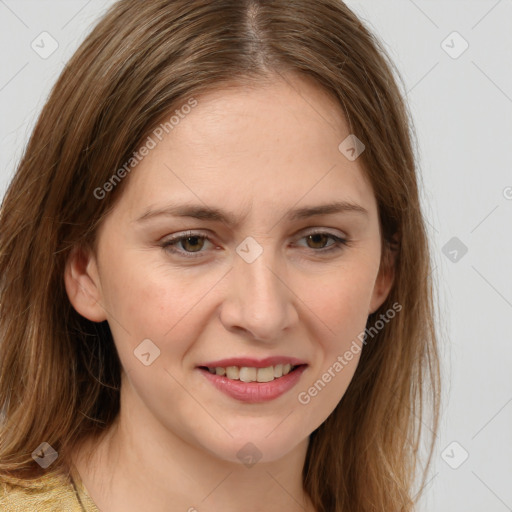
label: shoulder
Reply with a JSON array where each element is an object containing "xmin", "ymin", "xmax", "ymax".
[{"xmin": 0, "ymin": 471, "xmax": 90, "ymax": 512}]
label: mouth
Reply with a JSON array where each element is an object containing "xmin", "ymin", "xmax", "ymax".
[
  {"xmin": 196, "ymin": 357, "xmax": 308, "ymax": 403},
  {"xmin": 198, "ymin": 363, "xmax": 305, "ymax": 383}
]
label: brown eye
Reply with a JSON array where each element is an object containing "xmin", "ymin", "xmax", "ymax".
[
  {"xmin": 305, "ymin": 233, "xmax": 331, "ymax": 249},
  {"xmin": 161, "ymin": 232, "xmax": 213, "ymax": 258},
  {"xmin": 295, "ymin": 231, "xmax": 348, "ymax": 255},
  {"xmin": 180, "ymin": 235, "xmax": 205, "ymax": 252}
]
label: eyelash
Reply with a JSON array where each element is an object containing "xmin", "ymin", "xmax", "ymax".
[{"xmin": 160, "ymin": 230, "xmax": 349, "ymax": 259}]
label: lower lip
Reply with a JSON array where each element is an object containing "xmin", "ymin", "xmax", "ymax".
[{"xmin": 198, "ymin": 365, "xmax": 307, "ymax": 403}]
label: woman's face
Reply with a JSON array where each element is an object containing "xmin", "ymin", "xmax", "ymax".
[{"xmin": 68, "ymin": 74, "xmax": 393, "ymax": 464}]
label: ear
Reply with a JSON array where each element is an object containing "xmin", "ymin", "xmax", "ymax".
[
  {"xmin": 64, "ymin": 244, "xmax": 108, "ymax": 322},
  {"xmin": 368, "ymin": 234, "xmax": 399, "ymax": 315}
]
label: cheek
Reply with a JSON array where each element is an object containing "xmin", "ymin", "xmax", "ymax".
[
  {"xmin": 296, "ymin": 262, "xmax": 378, "ymax": 345},
  {"xmin": 294, "ymin": 266, "xmax": 376, "ymax": 417},
  {"xmin": 101, "ymin": 253, "xmax": 225, "ymax": 363}
]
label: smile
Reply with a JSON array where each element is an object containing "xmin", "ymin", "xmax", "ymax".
[
  {"xmin": 202, "ymin": 363, "xmax": 297, "ymax": 382},
  {"xmin": 197, "ymin": 357, "xmax": 308, "ymax": 403}
]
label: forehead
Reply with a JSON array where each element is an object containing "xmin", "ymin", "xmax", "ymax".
[{"xmin": 119, "ymin": 74, "xmax": 377, "ymax": 220}]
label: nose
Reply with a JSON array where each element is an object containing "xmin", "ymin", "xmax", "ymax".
[{"xmin": 219, "ymin": 246, "xmax": 298, "ymax": 342}]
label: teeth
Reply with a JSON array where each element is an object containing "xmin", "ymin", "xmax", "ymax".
[
  {"xmin": 226, "ymin": 366, "xmax": 240, "ymax": 380},
  {"xmin": 256, "ymin": 366, "xmax": 275, "ymax": 383},
  {"xmin": 273, "ymin": 364, "xmax": 283, "ymax": 378},
  {"xmin": 239, "ymin": 367, "xmax": 257, "ymax": 382},
  {"xmin": 206, "ymin": 364, "xmax": 297, "ymax": 382}
]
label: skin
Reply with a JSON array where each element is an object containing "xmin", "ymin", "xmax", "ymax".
[{"xmin": 65, "ymin": 73, "xmax": 394, "ymax": 512}]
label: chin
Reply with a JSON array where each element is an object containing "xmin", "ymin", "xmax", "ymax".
[{"xmin": 194, "ymin": 425, "xmax": 309, "ymax": 466}]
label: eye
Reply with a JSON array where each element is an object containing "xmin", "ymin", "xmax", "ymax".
[
  {"xmin": 160, "ymin": 231, "xmax": 214, "ymax": 258},
  {"xmin": 295, "ymin": 230, "xmax": 348, "ymax": 253},
  {"xmin": 160, "ymin": 229, "xmax": 349, "ymax": 259}
]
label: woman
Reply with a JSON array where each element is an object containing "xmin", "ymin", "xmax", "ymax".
[{"xmin": 0, "ymin": 1, "xmax": 440, "ymax": 511}]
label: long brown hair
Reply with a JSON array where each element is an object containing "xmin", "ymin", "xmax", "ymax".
[{"xmin": 0, "ymin": 1, "xmax": 440, "ymax": 510}]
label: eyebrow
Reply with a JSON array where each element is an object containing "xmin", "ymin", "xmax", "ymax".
[{"xmin": 134, "ymin": 200, "xmax": 368, "ymax": 226}]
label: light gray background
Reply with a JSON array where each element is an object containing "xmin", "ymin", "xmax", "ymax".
[{"xmin": 1, "ymin": 1, "xmax": 511, "ymax": 510}]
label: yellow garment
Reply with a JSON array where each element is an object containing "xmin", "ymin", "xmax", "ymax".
[{"xmin": 0, "ymin": 465, "xmax": 100, "ymax": 512}]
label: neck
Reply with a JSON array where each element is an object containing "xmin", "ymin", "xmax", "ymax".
[{"xmin": 70, "ymin": 379, "xmax": 315, "ymax": 512}]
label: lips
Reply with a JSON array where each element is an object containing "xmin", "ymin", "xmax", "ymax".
[
  {"xmin": 196, "ymin": 356, "xmax": 308, "ymax": 403},
  {"xmin": 199, "ymin": 356, "xmax": 307, "ymax": 369}
]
